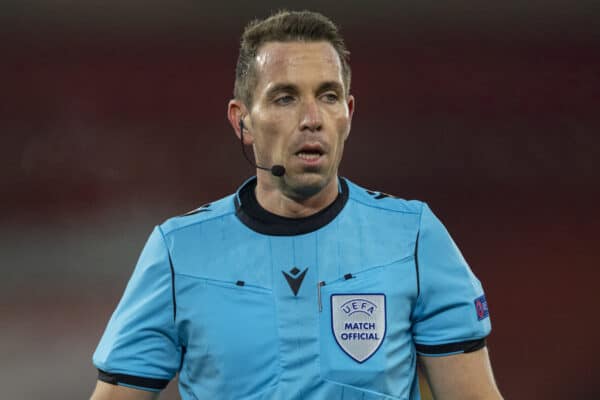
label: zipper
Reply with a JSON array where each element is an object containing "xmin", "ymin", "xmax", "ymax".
[{"xmin": 318, "ymin": 281, "xmax": 326, "ymax": 312}]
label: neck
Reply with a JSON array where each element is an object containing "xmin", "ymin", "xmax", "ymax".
[{"xmin": 254, "ymin": 173, "xmax": 339, "ymax": 218}]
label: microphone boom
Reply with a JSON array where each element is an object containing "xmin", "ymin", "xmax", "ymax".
[{"xmin": 239, "ymin": 119, "xmax": 286, "ymax": 177}]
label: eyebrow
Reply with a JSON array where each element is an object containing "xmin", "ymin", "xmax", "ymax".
[
  {"xmin": 265, "ymin": 81, "xmax": 345, "ymax": 100},
  {"xmin": 265, "ymin": 83, "xmax": 299, "ymax": 100},
  {"xmin": 316, "ymin": 81, "xmax": 344, "ymax": 95}
]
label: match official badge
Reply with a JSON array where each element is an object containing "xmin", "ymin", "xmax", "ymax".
[{"xmin": 331, "ymin": 294, "xmax": 386, "ymax": 363}]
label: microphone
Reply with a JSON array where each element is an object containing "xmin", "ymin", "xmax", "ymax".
[{"xmin": 239, "ymin": 119, "xmax": 286, "ymax": 177}]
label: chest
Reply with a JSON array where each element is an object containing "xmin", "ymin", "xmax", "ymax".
[{"xmin": 170, "ymin": 220, "xmax": 420, "ymax": 399}]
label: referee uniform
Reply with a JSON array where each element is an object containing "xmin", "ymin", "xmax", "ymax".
[{"xmin": 94, "ymin": 176, "xmax": 491, "ymax": 399}]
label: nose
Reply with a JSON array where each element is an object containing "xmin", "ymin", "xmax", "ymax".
[{"xmin": 299, "ymin": 98, "xmax": 323, "ymax": 132}]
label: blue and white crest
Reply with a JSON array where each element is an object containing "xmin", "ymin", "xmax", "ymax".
[{"xmin": 331, "ymin": 294, "xmax": 386, "ymax": 363}]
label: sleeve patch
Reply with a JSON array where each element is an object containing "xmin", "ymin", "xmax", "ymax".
[{"xmin": 474, "ymin": 295, "xmax": 489, "ymax": 321}]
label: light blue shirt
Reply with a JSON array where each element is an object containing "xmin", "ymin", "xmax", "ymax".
[{"xmin": 94, "ymin": 177, "xmax": 491, "ymax": 399}]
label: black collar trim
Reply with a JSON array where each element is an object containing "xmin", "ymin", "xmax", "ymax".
[{"xmin": 234, "ymin": 177, "xmax": 349, "ymax": 236}]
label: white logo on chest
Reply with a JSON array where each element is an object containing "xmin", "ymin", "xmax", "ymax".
[{"xmin": 331, "ymin": 294, "xmax": 386, "ymax": 363}]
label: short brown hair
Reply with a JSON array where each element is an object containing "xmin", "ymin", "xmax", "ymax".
[{"xmin": 234, "ymin": 10, "xmax": 351, "ymax": 106}]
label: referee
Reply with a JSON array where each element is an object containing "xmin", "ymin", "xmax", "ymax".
[{"xmin": 90, "ymin": 10, "xmax": 503, "ymax": 400}]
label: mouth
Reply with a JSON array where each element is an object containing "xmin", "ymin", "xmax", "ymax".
[
  {"xmin": 296, "ymin": 151, "xmax": 322, "ymax": 161},
  {"xmin": 294, "ymin": 144, "xmax": 325, "ymax": 161}
]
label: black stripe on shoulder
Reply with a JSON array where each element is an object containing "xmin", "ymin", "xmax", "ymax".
[
  {"xmin": 180, "ymin": 203, "xmax": 212, "ymax": 217},
  {"xmin": 366, "ymin": 189, "xmax": 397, "ymax": 200},
  {"xmin": 416, "ymin": 338, "xmax": 486, "ymax": 355},
  {"xmin": 414, "ymin": 231, "xmax": 421, "ymax": 298},
  {"xmin": 98, "ymin": 369, "xmax": 170, "ymax": 390},
  {"xmin": 166, "ymin": 246, "xmax": 177, "ymax": 321}
]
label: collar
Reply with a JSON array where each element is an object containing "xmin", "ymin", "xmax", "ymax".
[{"xmin": 234, "ymin": 176, "xmax": 349, "ymax": 236}]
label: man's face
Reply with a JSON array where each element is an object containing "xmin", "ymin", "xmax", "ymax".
[{"xmin": 246, "ymin": 41, "xmax": 354, "ymax": 198}]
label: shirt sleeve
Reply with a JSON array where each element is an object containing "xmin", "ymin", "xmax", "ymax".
[
  {"xmin": 93, "ymin": 226, "xmax": 181, "ymax": 391},
  {"xmin": 411, "ymin": 203, "xmax": 491, "ymax": 356}
]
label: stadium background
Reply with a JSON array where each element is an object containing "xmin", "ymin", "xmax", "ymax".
[{"xmin": 1, "ymin": 1, "xmax": 598, "ymax": 399}]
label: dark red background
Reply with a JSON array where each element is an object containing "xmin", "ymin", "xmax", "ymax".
[{"xmin": 2, "ymin": 3, "xmax": 598, "ymax": 399}]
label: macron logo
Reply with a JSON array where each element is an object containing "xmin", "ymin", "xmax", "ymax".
[{"xmin": 282, "ymin": 267, "xmax": 308, "ymax": 296}]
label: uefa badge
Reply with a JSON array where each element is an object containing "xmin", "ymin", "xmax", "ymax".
[{"xmin": 331, "ymin": 294, "xmax": 386, "ymax": 363}]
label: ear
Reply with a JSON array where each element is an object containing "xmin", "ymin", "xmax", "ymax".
[
  {"xmin": 227, "ymin": 99, "xmax": 253, "ymax": 145},
  {"xmin": 344, "ymin": 94, "xmax": 355, "ymax": 140}
]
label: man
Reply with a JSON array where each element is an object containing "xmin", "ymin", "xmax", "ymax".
[{"xmin": 91, "ymin": 10, "xmax": 503, "ymax": 400}]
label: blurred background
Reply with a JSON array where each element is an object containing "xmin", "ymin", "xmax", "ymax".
[{"xmin": 1, "ymin": 1, "xmax": 599, "ymax": 399}]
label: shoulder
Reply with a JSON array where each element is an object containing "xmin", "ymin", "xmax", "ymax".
[
  {"xmin": 159, "ymin": 192, "xmax": 237, "ymax": 236},
  {"xmin": 344, "ymin": 178, "xmax": 424, "ymax": 215}
]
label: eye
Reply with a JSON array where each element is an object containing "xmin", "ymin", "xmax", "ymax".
[
  {"xmin": 321, "ymin": 93, "xmax": 339, "ymax": 104},
  {"xmin": 274, "ymin": 95, "xmax": 295, "ymax": 105}
]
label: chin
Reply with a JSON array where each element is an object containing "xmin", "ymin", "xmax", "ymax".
[{"xmin": 285, "ymin": 171, "xmax": 334, "ymax": 198}]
